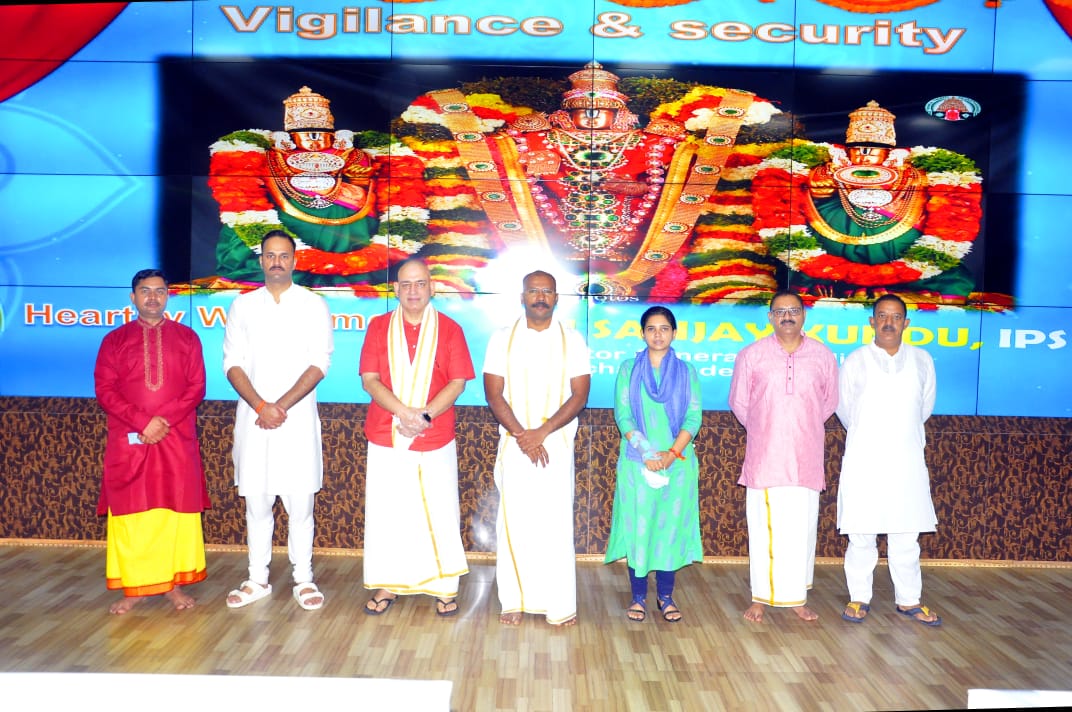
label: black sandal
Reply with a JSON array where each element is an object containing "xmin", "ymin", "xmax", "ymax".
[
  {"xmin": 657, "ymin": 595, "xmax": 682, "ymax": 623},
  {"xmin": 626, "ymin": 598, "xmax": 647, "ymax": 623},
  {"xmin": 435, "ymin": 597, "xmax": 459, "ymax": 617},
  {"xmin": 364, "ymin": 593, "xmax": 396, "ymax": 616}
]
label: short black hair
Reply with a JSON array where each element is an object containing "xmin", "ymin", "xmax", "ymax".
[
  {"xmin": 872, "ymin": 293, "xmax": 907, "ymax": 316},
  {"xmin": 261, "ymin": 230, "xmax": 296, "ymax": 251},
  {"xmin": 769, "ymin": 289, "xmax": 804, "ymax": 310},
  {"xmin": 523, "ymin": 270, "xmax": 557, "ymax": 291},
  {"xmin": 131, "ymin": 268, "xmax": 167, "ymax": 292}
]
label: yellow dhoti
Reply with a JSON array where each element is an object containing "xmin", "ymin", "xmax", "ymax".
[{"xmin": 106, "ymin": 508, "xmax": 207, "ymax": 597}]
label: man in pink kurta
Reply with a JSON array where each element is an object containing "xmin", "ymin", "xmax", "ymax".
[
  {"xmin": 729, "ymin": 290, "xmax": 838, "ymax": 623},
  {"xmin": 94, "ymin": 269, "xmax": 209, "ymax": 615}
]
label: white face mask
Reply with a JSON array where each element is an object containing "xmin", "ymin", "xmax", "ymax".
[{"xmin": 642, "ymin": 468, "xmax": 670, "ymax": 490}]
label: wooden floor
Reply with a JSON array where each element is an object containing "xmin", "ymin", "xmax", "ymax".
[{"xmin": 1, "ymin": 542, "xmax": 1070, "ymax": 711}]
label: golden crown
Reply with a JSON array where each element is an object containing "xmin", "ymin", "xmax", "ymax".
[
  {"xmin": 845, "ymin": 100, "xmax": 896, "ymax": 147},
  {"xmin": 283, "ymin": 86, "xmax": 334, "ymax": 132},
  {"xmin": 560, "ymin": 62, "xmax": 629, "ymax": 110}
]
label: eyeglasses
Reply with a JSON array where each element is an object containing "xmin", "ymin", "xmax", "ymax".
[
  {"xmin": 771, "ymin": 307, "xmax": 802, "ymax": 317},
  {"xmin": 526, "ymin": 288, "xmax": 555, "ymax": 296}
]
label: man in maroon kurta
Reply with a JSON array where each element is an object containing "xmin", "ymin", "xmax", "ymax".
[{"xmin": 94, "ymin": 269, "xmax": 210, "ymax": 614}]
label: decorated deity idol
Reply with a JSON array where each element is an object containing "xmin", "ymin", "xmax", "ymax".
[
  {"xmin": 752, "ymin": 100, "xmax": 984, "ymax": 305},
  {"xmin": 401, "ymin": 62, "xmax": 787, "ymax": 299},
  {"xmin": 207, "ymin": 86, "xmax": 410, "ymax": 291}
]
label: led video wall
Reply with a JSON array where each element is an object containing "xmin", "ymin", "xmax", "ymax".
[{"xmin": 1, "ymin": 0, "xmax": 1069, "ymax": 416}]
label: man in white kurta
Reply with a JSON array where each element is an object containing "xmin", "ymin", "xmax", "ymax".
[
  {"xmin": 836, "ymin": 294, "xmax": 941, "ymax": 626},
  {"xmin": 483, "ymin": 271, "xmax": 591, "ymax": 626},
  {"xmin": 222, "ymin": 232, "xmax": 334, "ymax": 611}
]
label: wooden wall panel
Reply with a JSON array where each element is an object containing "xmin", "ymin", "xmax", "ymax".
[{"xmin": 1, "ymin": 397, "xmax": 1069, "ymax": 562}]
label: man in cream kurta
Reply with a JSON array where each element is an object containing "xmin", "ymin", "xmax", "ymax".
[
  {"xmin": 360, "ymin": 259, "xmax": 474, "ymax": 617},
  {"xmin": 483, "ymin": 271, "xmax": 591, "ymax": 626},
  {"xmin": 223, "ymin": 231, "xmax": 334, "ymax": 611},
  {"xmin": 837, "ymin": 294, "xmax": 941, "ymax": 626}
]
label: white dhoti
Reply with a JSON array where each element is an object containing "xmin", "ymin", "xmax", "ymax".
[
  {"xmin": 363, "ymin": 440, "xmax": 468, "ymax": 597},
  {"xmin": 494, "ymin": 431, "xmax": 577, "ymax": 624},
  {"xmin": 746, "ymin": 486, "xmax": 819, "ymax": 607}
]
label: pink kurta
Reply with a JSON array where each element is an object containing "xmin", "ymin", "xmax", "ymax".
[
  {"xmin": 729, "ymin": 334, "xmax": 838, "ymax": 492},
  {"xmin": 94, "ymin": 318, "xmax": 209, "ymax": 516}
]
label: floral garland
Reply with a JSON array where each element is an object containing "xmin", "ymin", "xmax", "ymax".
[
  {"xmin": 207, "ymin": 130, "xmax": 421, "ymax": 291},
  {"xmin": 751, "ymin": 143, "xmax": 983, "ymax": 289},
  {"xmin": 401, "ymin": 84, "xmax": 786, "ymax": 301},
  {"xmin": 815, "ymin": 0, "xmax": 943, "ymax": 12},
  {"xmin": 608, "ymin": 0, "xmax": 699, "ymax": 7},
  {"xmin": 643, "ymin": 87, "xmax": 782, "ymax": 302},
  {"xmin": 395, "ymin": 95, "xmax": 519, "ymax": 295}
]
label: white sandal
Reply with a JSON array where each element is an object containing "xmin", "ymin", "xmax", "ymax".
[
  {"xmin": 226, "ymin": 580, "xmax": 271, "ymax": 609},
  {"xmin": 293, "ymin": 582, "xmax": 324, "ymax": 611}
]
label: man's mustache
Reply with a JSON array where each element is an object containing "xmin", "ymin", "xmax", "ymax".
[{"xmin": 780, "ymin": 318, "xmax": 796, "ymax": 325}]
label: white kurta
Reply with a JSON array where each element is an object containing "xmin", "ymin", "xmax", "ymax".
[
  {"xmin": 483, "ymin": 318, "xmax": 591, "ymax": 623},
  {"xmin": 223, "ymin": 285, "xmax": 333, "ymax": 496},
  {"xmin": 836, "ymin": 342, "xmax": 938, "ymax": 534}
]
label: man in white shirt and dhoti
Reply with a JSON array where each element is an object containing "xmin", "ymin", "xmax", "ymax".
[
  {"xmin": 360, "ymin": 258, "xmax": 475, "ymax": 617},
  {"xmin": 483, "ymin": 270, "xmax": 592, "ymax": 626},
  {"xmin": 837, "ymin": 294, "xmax": 941, "ymax": 627},
  {"xmin": 222, "ymin": 230, "xmax": 334, "ymax": 611}
]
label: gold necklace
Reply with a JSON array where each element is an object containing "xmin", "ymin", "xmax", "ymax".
[
  {"xmin": 545, "ymin": 129, "xmax": 641, "ymax": 173},
  {"xmin": 267, "ymin": 149, "xmax": 344, "ymax": 209}
]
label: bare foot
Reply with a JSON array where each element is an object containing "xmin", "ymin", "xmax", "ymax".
[
  {"xmin": 743, "ymin": 602, "xmax": 765, "ymax": 622},
  {"xmin": 109, "ymin": 596, "xmax": 144, "ymax": 615},
  {"xmin": 792, "ymin": 605, "xmax": 818, "ymax": 621},
  {"xmin": 549, "ymin": 615, "xmax": 577, "ymax": 627},
  {"xmin": 626, "ymin": 602, "xmax": 646, "ymax": 622},
  {"xmin": 499, "ymin": 611, "xmax": 523, "ymax": 626},
  {"xmin": 165, "ymin": 588, "xmax": 196, "ymax": 610}
]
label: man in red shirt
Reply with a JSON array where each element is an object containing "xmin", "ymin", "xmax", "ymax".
[
  {"xmin": 359, "ymin": 258, "xmax": 475, "ymax": 617},
  {"xmin": 94, "ymin": 269, "xmax": 209, "ymax": 614}
]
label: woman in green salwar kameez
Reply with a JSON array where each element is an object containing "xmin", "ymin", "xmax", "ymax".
[{"xmin": 605, "ymin": 306, "xmax": 703, "ymax": 623}]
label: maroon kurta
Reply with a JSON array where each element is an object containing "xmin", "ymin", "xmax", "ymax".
[{"xmin": 94, "ymin": 318, "xmax": 209, "ymax": 516}]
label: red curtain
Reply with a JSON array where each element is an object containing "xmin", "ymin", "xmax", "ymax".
[
  {"xmin": 1044, "ymin": 1, "xmax": 1072, "ymax": 40},
  {"xmin": 0, "ymin": 3, "xmax": 128, "ymax": 103}
]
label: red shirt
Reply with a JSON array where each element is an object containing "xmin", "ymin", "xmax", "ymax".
[
  {"xmin": 360, "ymin": 311, "xmax": 474, "ymax": 450},
  {"xmin": 94, "ymin": 318, "xmax": 210, "ymax": 515}
]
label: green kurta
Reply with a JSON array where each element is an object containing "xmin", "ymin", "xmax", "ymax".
[{"xmin": 604, "ymin": 354, "xmax": 703, "ymax": 577}]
